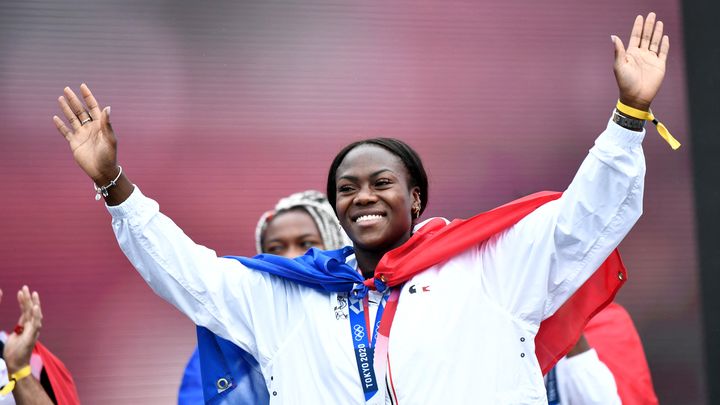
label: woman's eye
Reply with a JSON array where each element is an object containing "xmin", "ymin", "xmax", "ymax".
[
  {"xmin": 301, "ymin": 241, "xmax": 321, "ymax": 249},
  {"xmin": 375, "ymin": 179, "xmax": 391, "ymax": 187},
  {"xmin": 338, "ymin": 185, "xmax": 354, "ymax": 193},
  {"xmin": 266, "ymin": 246, "xmax": 284, "ymax": 254}
]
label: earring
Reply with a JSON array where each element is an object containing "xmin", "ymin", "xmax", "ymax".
[{"xmin": 412, "ymin": 206, "xmax": 420, "ymax": 219}]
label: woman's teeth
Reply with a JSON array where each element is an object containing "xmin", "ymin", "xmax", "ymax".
[{"xmin": 356, "ymin": 214, "xmax": 383, "ymax": 223}]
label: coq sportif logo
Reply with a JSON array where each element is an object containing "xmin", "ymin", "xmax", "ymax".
[{"xmin": 408, "ymin": 284, "xmax": 431, "ymax": 294}]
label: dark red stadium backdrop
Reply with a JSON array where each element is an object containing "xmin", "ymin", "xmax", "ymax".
[{"xmin": 0, "ymin": 1, "xmax": 702, "ymax": 403}]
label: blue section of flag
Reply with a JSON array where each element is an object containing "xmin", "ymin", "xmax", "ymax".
[{"xmin": 227, "ymin": 246, "xmax": 368, "ymax": 296}]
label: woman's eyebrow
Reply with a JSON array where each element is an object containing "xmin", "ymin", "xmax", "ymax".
[
  {"xmin": 297, "ymin": 234, "xmax": 321, "ymax": 240},
  {"xmin": 370, "ymin": 169, "xmax": 394, "ymax": 177},
  {"xmin": 338, "ymin": 169, "xmax": 394, "ymax": 181}
]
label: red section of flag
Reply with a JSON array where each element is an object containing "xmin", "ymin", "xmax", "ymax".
[
  {"xmin": 534, "ymin": 250, "xmax": 626, "ymax": 373},
  {"xmin": 33, "ymin": 341, "xmax": 80, "ymax": 405},
  {"xmin": 366, "ymin": 191, "xmax": 626, "ymax": 373},
  {"xmin": 584, "ymin": 303, "xmax": 659, "ymax": 405}
]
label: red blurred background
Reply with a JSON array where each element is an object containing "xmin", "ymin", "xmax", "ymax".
[{"xmin": 0, "ymin": 0, "xmax": 702, "ymax": 403}]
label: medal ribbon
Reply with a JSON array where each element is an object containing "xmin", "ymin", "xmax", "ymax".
[{"xmin": 348, "ymin": 288, "xmax": 400, "ymax": 403}]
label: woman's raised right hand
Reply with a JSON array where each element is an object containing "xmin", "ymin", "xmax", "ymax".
[{"xmin": 53, "ymin": 84, "xmax": 118, "ymax": 185}]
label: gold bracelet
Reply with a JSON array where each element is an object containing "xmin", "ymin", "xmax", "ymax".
[
  {"xmin": 0, "ymin": 365, "xmax": 32, "ymax": 395},
  {"xmin": 615, "ymin": 100, "xmax": 681, "ymax": 150}
]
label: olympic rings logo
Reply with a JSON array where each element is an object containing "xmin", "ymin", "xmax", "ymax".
[{"xmin": 353, "ymin": 324, "xmax": 366, "ymax": 341}]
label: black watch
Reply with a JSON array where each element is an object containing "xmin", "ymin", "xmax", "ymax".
[{"xmin": 612, "ymin": 109, "xmax": 645, "ymax": 131}]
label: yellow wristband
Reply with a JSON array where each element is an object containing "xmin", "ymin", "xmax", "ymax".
[
  {"xmin": 616, "ymin": 100, "xmax": 681, "ymax": 150},
  {"xmin": 0, "ymin": 365, "xmax": 32, "ymax": 396}
]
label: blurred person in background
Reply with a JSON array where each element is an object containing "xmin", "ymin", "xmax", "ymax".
[
  {"xmin": 178, "ymin": 190, "xmax": 350, "ymax": 404},
  {"xmin": 546, "ymin": 334, "xmax": 621, "ymax": 404},
  {"xmin": 546, "ymin": 302, "xmax": 659, "ymax": 404},
  {"xmin": 0, "ymin": 287, "xmax": 79, "ymax": 405}
]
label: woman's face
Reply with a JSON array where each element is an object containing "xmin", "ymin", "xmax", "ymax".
[
  {"xmin": 334, "ymin": 144, "xmax": 420, "ymax": 253},
  {"xmin": 262, "ymin": 209, "xmax": 325, "ymax": 258}
]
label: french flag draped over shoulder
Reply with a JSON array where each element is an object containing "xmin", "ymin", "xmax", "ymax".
[
  {"xmin": 232, "ymin": 191, "xmax": 627, "ymax": 373},
  {"xmin": 363, "ymin": 190, "xmax": 627, "ymax": 373},
  {"xmin": 201, "ymin": 190, "xmax": 628, "ymax": 402}
]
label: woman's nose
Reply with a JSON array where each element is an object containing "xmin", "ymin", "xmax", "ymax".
[
  {"xmin": 354, "ymin": 185, "xmax": 377, "ymax": 205},
  {"xmin": 286, "ymin": 246, "xmax": 307, "ymax": 259}
]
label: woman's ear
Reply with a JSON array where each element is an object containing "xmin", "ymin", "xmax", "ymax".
[
  {"xmin": 411, "ymin": 187, "xmax": 422, "ymax": 218},
  {"xmin": 412, "ymin": 187, "xmax": 421, "ymax": 207}
]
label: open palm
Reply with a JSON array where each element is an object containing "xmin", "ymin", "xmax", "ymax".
[
  {"xmin": 53, "ymin": 84, "xmax": 118, "ymax": 183},
  {"xmin": 612, "ymin": 13, "xmax": 670, "ymax": 111}
]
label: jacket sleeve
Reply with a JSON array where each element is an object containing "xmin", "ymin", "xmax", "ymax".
[
  {"xmin": 480, "ymin": 119, "xmax": 645, "ymax": 323},
  {"xmin": 108, "ymin": 186, "xmax": 299, "ymax": 360}
]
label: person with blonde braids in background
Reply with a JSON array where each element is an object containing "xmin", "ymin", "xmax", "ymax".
[{"xmin": 178, "ymin": 191, "xmax": 350, "ymax": 404}]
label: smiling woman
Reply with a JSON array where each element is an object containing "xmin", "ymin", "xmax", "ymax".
[
  {"xmin": 329, "ymin": 139, "xmax": 427, "ymax": 278},
  {"xmin": 53, "ymin": 12, "xmax": 670, "ymax": 405}
]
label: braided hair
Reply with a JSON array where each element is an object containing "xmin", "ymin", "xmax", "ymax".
[{"xmin": 255, "ymin": 190, "xmax": 352, "ymax": 254}]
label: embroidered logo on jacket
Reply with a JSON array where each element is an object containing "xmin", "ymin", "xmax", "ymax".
[{"xmin": 408, "ymin": 284, "xmax": 431, "ymax": 294}]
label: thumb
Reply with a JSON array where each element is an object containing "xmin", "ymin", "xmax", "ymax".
[
  {"xmin": 101, "ymin": 106, "xmax": 114, "ymax": 136},
  {"xmin": 611, "ymin": 35, "xmax": 625, "ymax": 66}
]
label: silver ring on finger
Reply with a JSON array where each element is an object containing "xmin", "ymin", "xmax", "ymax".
[{"xmin": 78, "ymin": 111, "xmax": 93, "ymax": 125}]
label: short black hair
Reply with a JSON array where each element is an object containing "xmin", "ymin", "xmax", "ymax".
[{"xmin": 326, "ymin": 138, "xmax": 429, "ymax": 215}]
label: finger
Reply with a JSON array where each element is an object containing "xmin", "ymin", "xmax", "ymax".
[
  {"xmin": 29, "ymin": 296, "xmax": 42, "ymax": 329},
  {"xmin": 19, "ymin": 286, "xmax": 32, "ymax": 317},
  {"xmin": 63, "ymin": 87, "xmax": 92, "ymax": 125},
  {"xmin": 640, "ymin": 12, "xmax": 656, "ymax": 49},
  {"xmin": 16, "ymin": 288, "xmax": 28, "ymax": 325},
  {"xmin": 80, "ymin": 83, "xmax": 102, "ymax": 121},
  {"xmin": 31, "ymin": 304, "xmax": 42, "ymax": 336},
  {"xmin": 658, "ymin": 35, "xmax": 670, "ymax": 62},
  {"xmin": 649, "ymin": 20, "xmax": 663, "ymax": 54},
  {"xmin": 628, "ymin": 15, "xmax": 643, "ymax": 48},
  {"xmin": 53, "ymin": 116, "xmax": 72, "ymax": 140},
  {"xmin": 28, "ymin": 292, "xmax": 42, "ymax": 340},
  {"xmin": 58, "ymin": 96, "xmax": 81, "ymax": 130},
  {"xmin": 17, "ymin": 286, "xmax": 27, "ymax": 307},
  {"xmin": 35, "ymin": 301, "xmax": 43, "ymax": 327},
  {"xmin": 31, "ymin": 290, "xmax": 40, "ymax": 309},
  {"xmin": 611, "ymin": 35, "xmax": 626, "ymax": 67},
  {"xmin": 31, "ymin": 290, "xmax": 42, "ymax": 324}
]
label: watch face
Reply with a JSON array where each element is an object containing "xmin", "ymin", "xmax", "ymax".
[{"xmin": 613, "ymin": 111, "xmax": 645, "ymax": 130}]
